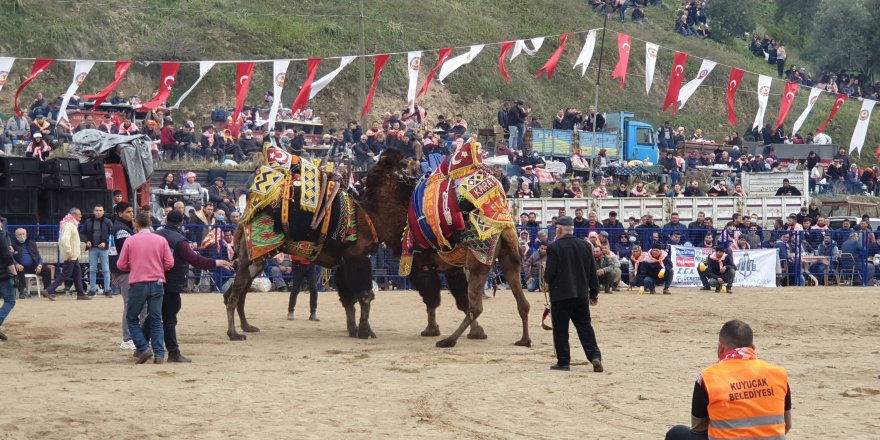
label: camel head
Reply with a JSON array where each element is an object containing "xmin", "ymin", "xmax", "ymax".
[{"xmin": 361, "ymin": 149, "xmax": 420, "ymax": 253}]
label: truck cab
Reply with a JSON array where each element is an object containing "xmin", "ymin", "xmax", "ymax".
[{"xmin": 577, "ymin": 112, "xmax": 659, "ymax": 163}]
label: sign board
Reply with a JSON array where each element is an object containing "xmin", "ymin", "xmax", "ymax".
[
  {"xmin": 530, "ymin": 129, "xmax": 574, "ymax": 157},
  {"xmin": 544, "ymin": 161, "xmax": 567, "ymax": 174},
  {"xmin": 670, "ymin": 246, "xmax": 777, "ymax": 288}
]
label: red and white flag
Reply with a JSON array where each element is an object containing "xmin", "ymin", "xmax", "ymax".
[
  {"xmin": 662, "ymin": 51, "xmax": 688, "ymax": 114},
  {"xmin": 775, "ymin": 81, "xmax": 800, "ymax": 130},
  {"xmin": 419, "ymin": 48, "xmax": 453, "ymax": 97},
  {"xmin": 535, "ymin": 33, "xmax": 569, "ymax": 80},
  {"xmin": 361, "ymin": 54, "xmax": 389, "ymax": 118},
  {"xmin": 13, "ymin": 58, "xmax": 54, "ymax": 117},
  {"xmin": 310, "ymin": 56, "xmax": 356, "ymax": 100},
  {"xmin": 233, "ymin": 62, "xmax": 255, "ymax": 122},
  {"xmin": 141, "ymin": 62, "xmax": 180, "ymax": 110},
  {"xmin": 0, "ymin": 57, "xmax": 15, "ymax": 92},
  {"xmin": 726, "ymin": 68, "xmax": 744, "ymax": 125},
  {"xmin": 59, "ymin": 60, "xmax": 96, "ymax": 121},
  {"xmin": 498, "ymin": 41, "xmax": 515, "ymax": 83},
  {"xmin": 849, "ymin": 99, "xmax": 876, "ymax": 155},
  {"xmin": 678, "ymin": 59, "xmax": 716, "ymax": 109},
  {"xmin": 291, "ymin": 58, "xmax": 322, "ymax": 112},
  {"xmin": 816, "ymin": 93, "xmax": 847, "ymax": 134},
  {"xmin": 83, "ymin": 61, "xmax": 132, "ymax": 109},
  {"xmin": 611, "ymin": 33, "xmax": 631, "ymax": 89},
  {"xmin": 751, "ymin": 75, "xmax": 772, "ymax": 130}
]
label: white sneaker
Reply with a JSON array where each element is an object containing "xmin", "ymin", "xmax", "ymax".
[{"xmin": 119, "ymin": 340, "xmax": 135, "ymax": 350}]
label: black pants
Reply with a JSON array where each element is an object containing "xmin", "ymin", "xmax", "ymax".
[
  {"xmin": 288, "ymin": 263, "xmax": 318, "ymax": 312},
  {"xmin": 16, "ymin": 265, "xmax": 52, "ymax": 296},
  {"xmin": 665, "ymin": 425, "xmax": 707, "ymax": 440},
  {"xmin": 550, "ymin": 297, "xmax": 601, "ymax": 366},
  {"xmin": 699, "ymin": 269, "xmax": 736, "ymax": 289},
  {"xmin": 162, "ymin": 291, "xmax": 183, "ymax": 356},
  {"xmin": 47, "ymin": 260, "xmax": 85, "ymax": 296}
]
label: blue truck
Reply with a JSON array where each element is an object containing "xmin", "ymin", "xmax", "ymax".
[{"xmin": 529, "ymin": 112, "xmax": 659, "ymax": 163}]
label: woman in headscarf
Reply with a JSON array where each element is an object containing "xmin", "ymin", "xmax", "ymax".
[{"xmin": 181, "ymin": 172, "xmax": 203, "ymax": 205}]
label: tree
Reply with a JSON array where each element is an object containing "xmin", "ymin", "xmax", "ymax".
[
  {"xmin": 707, "ymin": 0, "xmax": 757, "ymax": 40},
  {"xmin": 804, "ymin": 0, "xmax": 878, "ymax": 74}
]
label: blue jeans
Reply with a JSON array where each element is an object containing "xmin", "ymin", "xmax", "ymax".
[
  {"xmin": 619, "ymin": 1, "xmax": 630, "ymax": 22},
  {"xmin": 0, "ymin": 278, "xmax": 16, "ymax": 327},
  {"xmin": 88, "ymin": 248, "xmax": 110, "ymax": 293},
  {"xmin": 127, "ymin": 281, "xmax": 165, "ymax": 358},
  {"xmin": 508, "ymin": 124, "xmax": 521, "ymax": 150},
  {"xmin": 527, "ymin": 276, "xmax": 540, "ymax": 292}
]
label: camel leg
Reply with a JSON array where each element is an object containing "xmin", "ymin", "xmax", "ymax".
[
  {"xmin": 335, "ymin": 266, "xmax": 358, "ymax": 337},
  {"xmin": 445, "ymin": 267, "xmax": 486, "ymax": 340},
  {"xmin": 239, "ymin": 258, "xmax": 266, "ymax": 333},
  {"xmin": 436, "ymin": 260, "xmax": 489, "ymax": 348},
  {"xmin": 499, "ymin": 229, "xmax": 531, "ymax": 347},
  {"xmin": 410, "ymin": 261, "xmax": 442, "ymax": 337},
  {"xmin": 357, "ymin": 289, "xmax": 376, "ymax": 339},
  {"xmin": 225, "ymin": 253, "xmax": 257, "ymax": 341},
  {"xmin": 344, "ymin": 256, "xmax": 376, "ymax": 339}
]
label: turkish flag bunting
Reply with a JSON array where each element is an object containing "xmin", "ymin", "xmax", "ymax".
[
  {"xmin": 726, "ymin": 68, "xmax": 744, "ymax": 125},
  {"xmin": 141, "ymin": 63, "xmax": 180, "ymax": 110},
  {"xmin": 775, "ymin": 81, "xmax": 800, "ymax": 130},
  {"xmin": 535, "ymin": 33, "xmax": 569, "ymax": 79},
  {"xmin": 816, "ymin": 93, "xmax": 847, "ymax": 133},
  {"xmin": 663, "ymin": 51, "xmax": 688, "ymax": 114},
  {"xmin": 610, "ymin": 33, "xmax": 631, "ymax": 88},
  {"xmin": 361, "ymin": 54, "xmax": 390, "ymax": 118},
  {"xmin": 232, "ymin": 62, "xmax": 255, "ymax": 122},
  {"xmin": 291, "ymin": 58, "xmax": 323, "ymax": 112},
  {"xmin": 82, "ymin": 61, "xmax": 132, "ymax": 109},
  {"xmin": 13, "ymin": 59, "xmax": 54, "ymax": 117},
  {"xmin": 418, "ymin": 48, "xmax": 453, "ymax": 97},
  {"xmin": 498, "ymin": 41, "xmax": 515, "ymax": 83}
]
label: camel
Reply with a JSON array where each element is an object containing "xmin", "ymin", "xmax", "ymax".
[{"xmin": 225, "ymin": 149, "xmax": 530, "ymax": 348}]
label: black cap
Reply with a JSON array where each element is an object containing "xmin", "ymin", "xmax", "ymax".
[
  {"xmin": 556, "ymin": 216, "xmax": 574, "ymax": 226},
  {"xmin": 166, "ymin": 210, "xmax": 184, "ymax": 224},
  {"xmin": 652, "ymin": 243, "xmax": 664, "ymax": 250},
  {"xmin": 671, "ymin": 230, "xmax": 681, "ymax": 236},
  {"xmin": 714, "ymin": 245, "xmax": 726, "ymax": 252},
  {"xmin": 609, "ymin": 211, "xmax": 618, "ymax": 216}
]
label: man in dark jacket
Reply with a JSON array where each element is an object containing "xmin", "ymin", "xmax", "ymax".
[
  {"xmin": 353, "ymin": 134, "xmax": 380, "ymax": 165},
  {"xmin": 698, "ymin": 246, "xmax": 737, "ymax": 293},
  {"xmin": 11, "ymin": 228, "xmax": 51, "ymax": 298},
  {"xmin": 543, "ymin": 216, "xmax": 603, "ymax": 372},
  {"xmin": 497, "ymin": 103, "xmax": 509, "ymax": 133},
  {"xmin": 636, "ymin": 244, "xmax": 674, "ymax": 294},
  {"xmin": 154, "ymin": 211, "xmax": 233, "ymax": 362},
  {"xmin": 110, "ymin": 202, "xmax": 141, "ymax": 350},
  {"xmin": 0, "ymin": 229, "xmax": 19, "ymax": 341},
  {"xmin": 80, "ymin": 204, "xmax": 114, "ymax": 296},
  {"xmin": 208, "ymin": 177, "xmax": 234, "ymax": 217},
  {"xmin": 506, "ymin": 100, "xmax": 529, "ymax": 150}
]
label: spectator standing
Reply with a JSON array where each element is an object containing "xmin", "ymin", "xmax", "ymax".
[
  {"xmin": 776, "ymin": 44, "xmax": 787, "ymax": 79},
  {"xmin": 287, "ymin": 257, "xmax": 320, "ymax": 321},
  {"xmin": 45, "ymin": 209, "xmax": 89, "ymax": 301},
  {"xmin": 0, "ymin": 230, "xmax": 18, "ymax": 341},
  {"xmin": 507, "ymin": 101, "xmax": 529, "ymax": 150},
  {"xmin": 80, "ymin": 205, "xmax": 114, "ymax": 296},
  {"xmin": 110, "ymin": 202, "xmax": 142, "ymax": 350},
  {"xmin": 116, "ymin": 212, "xmax": 174, "ymax": 364}
]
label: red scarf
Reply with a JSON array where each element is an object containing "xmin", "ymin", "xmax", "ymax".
[{"xmin": 719, "ymin": 347, "xmax": 757, "ymax": 361}]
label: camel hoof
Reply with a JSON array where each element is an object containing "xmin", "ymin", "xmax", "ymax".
[
  {"xmin": 514, "ymin": 338, "xmax": 532, "ymax": 348},
  {"xmin": 348, "ymin": 328, "xmax": 358, "ymax": 338},
  {"xmin": 420, "ymin": 326, "xmax": 441, "ymax": 337},
  {"xmin": 467, "ymin": 328, "xmax": 488, "ymax": 340},
  {"xmin": 358, "ymin": 323, "xmax": 377, "ymax": 339},
  {"xmin": 228, "ymin": 332, "xmax": 247, "ymax": 341},
  {"xmin": 436, "ymin": 338, "xmax": 457, "ymax": 348},
  {"xmin": 241, "ymin": 324, "xmax": 260, "ymax": 333}
]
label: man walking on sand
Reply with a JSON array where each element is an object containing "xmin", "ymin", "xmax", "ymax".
[
  {"xmin": 46, "ymin": 208, "xmax": 90, "ymax": 301},
  {"xmin": 116, "ymin": 212, "xmax": 174, "ymax": 364}
]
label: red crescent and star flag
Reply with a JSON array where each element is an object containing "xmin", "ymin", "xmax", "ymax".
[
  {"xmin": 775, "ymin": 81, "xmax": 800, "ymax": 130},
  {"xmin": 610, "ymin": 33, "xmax": 631, "ymax": 89},
  {"xmin": 535, "ymin": 33, "xmax": 569, "ymax": 80},
  {"xmin": 141, "ymin": 62, "xmax": 180, "ymax": 110},
  {"xmin": 291, "ymin": 58, "xmax": 323, "ymax": 113},
  {"xmin": 232, "ymin": 62, "xmax": 255, "ymax": 122},
  {"xmin": 361, "ymin": 54, "xmax": 390, "ymax": 118},
  {"xmin": 418, "ymin": 48, "xmax": 453, "ymax": 97},
  {"xmin": 726, "ymin": 68, "xmax": 745, "ymax": 125},
  {"xmin": 662, "ymin": 51, "xmax": 688, "ymax": 114},
  {"xmin": 816, "ymin": 93, "xmax": 848, "ymax": 134}
]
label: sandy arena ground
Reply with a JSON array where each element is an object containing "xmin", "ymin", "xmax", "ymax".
[{"xmin": 1, "ymin": 286, "xmax": 878, "ymax": 439}]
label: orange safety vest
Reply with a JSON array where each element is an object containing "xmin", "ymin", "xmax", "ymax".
[{"xmin": 700, "ymin": 359, "xmax": 788, "ymax": 440}]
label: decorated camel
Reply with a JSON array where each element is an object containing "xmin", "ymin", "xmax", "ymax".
[{"xmin": 226, "ymin": 141, "xmax": 530, "ymax": 348}]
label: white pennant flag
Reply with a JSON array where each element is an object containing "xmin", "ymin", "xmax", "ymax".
[
  {"xmin": 573, "ymin": 30, "xmax": 597, "ymax": 77},
  {"xmin": 510, "ymin": 37, "xmax": 544, "ymax": 61},
  {"xmin": 791, "ymin": 87, "xmax": 823, "ymax": 136},
  {"xmin": 59, "ymin": 60, "xmax": 96, "ymax": 122},
  {"xmin": 678, "ymin": 59, "xmax": 716, "ymax": 109},
  {"xmin": 752, "ymin": 75, "xmax": 773, "ymax": 130},
  {"xmin": 645, "ymin": 42, "xmax": 659, "ymax": 93},
  {"xmin": 849, "ymin": 99, "xmax": 876, "ymax": 155},
  {"xmin": 438, "ymin": 45, "xmax": 484, "ymax": 84},
  {"xmin": 309, "ymin": 56, "xmax": 356, "ymax": 100},
  {"xmin": 267, "ymin": 60, "xmax": 290, "ymax": 131},
  {"xmin": 407, "ymin": 51, "xmax": 422, "ymax": 111},
  {"xmin": 0, "ymin": 57, "xmax": 14, "ymax": 92},
  {"xmin": 172, "ymin": 61, "xmax": 217, "ymax": 109}
]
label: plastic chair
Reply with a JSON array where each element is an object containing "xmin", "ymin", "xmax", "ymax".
[{"xmin": 23, "ymin": 274, "xmax": 43, "ymax": 298}]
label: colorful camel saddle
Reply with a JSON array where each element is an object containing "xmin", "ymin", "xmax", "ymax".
[
  {"xmin": 241, "ymin": 154, "xmax": 358, "ymax": 261},
  {"xmin": 400, "ymin": 139, "xmax": 515, "ymax": 276}
]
